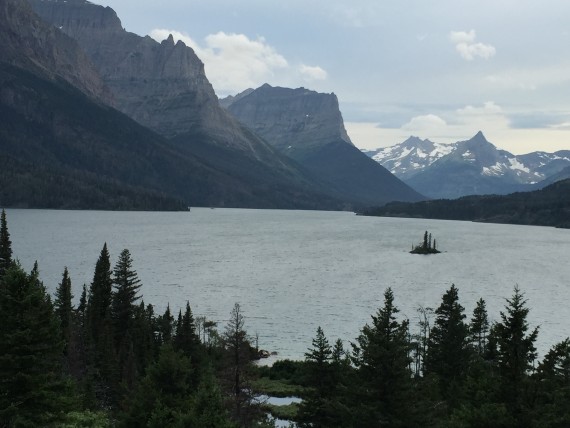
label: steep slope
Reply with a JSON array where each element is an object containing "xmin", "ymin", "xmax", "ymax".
[
  {"xmin": 363, "ymin": 179, "xmax": 570, "ymax": 229},
  {"xmin": 224, "ymin": 84, "xmax": 424, "ymax": 206},
  {"xmin": 0, "ymin": 0, "xmax": 342, "ymax": 210},
  {"xmin": 0, "ymin": 0, "xmax": 112, "ymax": 104}
]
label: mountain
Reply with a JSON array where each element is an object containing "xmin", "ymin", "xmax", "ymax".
[
  {"xmin": 28, "ymin": 0, "xmax": 345, "ymax": 210},
  {"xmin": 367, "ymin": 132, "xmax": 570, "ymax": 199},
  {"xmin": 362, "ymin": 178, "xmax": 570, "ymax": 229},
  {"xmin": 1, "ymin": 0, "xmax": 343, "ymax": 210},
  {"xmin": 223, "ymin": 84, "xmax": 424, "ymax": 206},
  {"xmin": 368, "ymin": 136, "xmax": 456, "ymax": 180}
]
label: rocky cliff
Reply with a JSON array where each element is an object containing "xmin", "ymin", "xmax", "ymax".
[
  {"xmin": 29, "ymin": 0, "xmax": 276, "ymax": 156},
  {"xmin": 224, "ymin": 84, "xmax": 424, "ymax": 206},
  {"xmin": 223, "ymin": 84, "xmax": 353, "ymax": 158},
  {"xmin": 0, "ymin": 0, "xmax": 112, "ymax": 104}
]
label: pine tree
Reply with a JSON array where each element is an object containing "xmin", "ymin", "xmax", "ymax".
[
  {"xmin": 87, "ymin": 243, "xmax": 113, "ymax": 346},
  {"xmin": 222, "ymin": 303, "xmax": 260, "ymax": 426},
  {"xmin": 174, "ymin": 301, "xmax": 201, "ymax": 361},
  {"xmin": 351, "ymin": 288, "xmax": 414, "ymax": 427},
  {"xmin": 495, "ymin": 286, "xmax": 538, "ymax": 424},
  {"xmin": 111, "ymin": 248, "xmax": 142, "ymax": 346},
  {"xmin": 54, "ymin": 266, "xmax": 74, "ymax": 353},
  {"xmin": 470, "ymin": 298, "xmax": 489, "ymax": 356},
  {"xmin": 425, "ymin": 284, "xmax": 469, "ymax": 400},
  {"xmin": 159, "ymin": 304, "xmax": 175, "ymax": 344},
  {"xmin": 0, "ymin": 209, "xmax": 12, "ymax": 277},
  {"xmin": 0, "ymin": 265, "xmax": 76, "ymax": 426}
]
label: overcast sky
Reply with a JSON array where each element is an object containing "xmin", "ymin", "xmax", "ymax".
[{"xmin": 94, "ymin": 0, "xmax": 570, "ymax": 154}]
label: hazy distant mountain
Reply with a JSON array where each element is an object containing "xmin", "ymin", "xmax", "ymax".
[
  {"xmin": 363, "ymin": 178, "xmax": 570, "ymax": 229},
  {"xmin": 367, "ymin": 136, "xmax": 457, "ymax": 180},
  {"xmin": 366, "ymin": 132, "xmax": 570, "ymax": 199},
  {"xmin": 223, "ymin": 84, "xmax": 424, "ymax": 206}
]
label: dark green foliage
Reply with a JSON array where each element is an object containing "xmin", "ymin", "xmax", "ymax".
[
  {"xmin": 495, "ymin": 286, "xmax": 539, "ymax": 425},
  {"xmin": 0, "ymin": 265, "xmax": 76, "ymax": 426},
  {"xmin": 0, "ymin": 209, "xmax": 12, "ymax": 276},
  {"xmin": 112, "ymin": 249, "xmax": 142, "ymax": 346},
  {"xmin": 54, "ymin": 267, "xmax": 74, "ymax": 352},
  {"xmin": 470, "ymin": 298, "xmax": 490, "ymax": 356},
  {"xmin": 411, "ymin": 230, "xmax": 441, "ymax": 254},
  {"xmin": 121, "ymin": 344, "xmax": 195, "ymax": 427},
  {"xmin": 174, "ymin": 301, "xmax": 201, "ymax": 361},
  {"xmin": 426, "ymin": 284, "xmax": 469, "ymax": 401},
  {"xmin": 364, "ymin": 178, "xmax": 570, "ymax": 229},
  {"xmin": 351, "ymin": 288, "xmax": 415, "ymax": 427},
  {"xmin": 87, "ymin": 243, "xmax": 113, "ymax": 346}
]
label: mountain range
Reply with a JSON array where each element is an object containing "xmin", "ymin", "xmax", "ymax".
[
  {"xmin": 365, "ymin": 132, "xmax": 570, "ymax": 199},
  {"xmin": 0, "ymin": 0, "xmax": 425, "ymax": 210}
]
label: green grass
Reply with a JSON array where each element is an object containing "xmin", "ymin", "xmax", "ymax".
[{"xmin": 262, "ymin": 403, "xmax": 300, "ymax": 421}]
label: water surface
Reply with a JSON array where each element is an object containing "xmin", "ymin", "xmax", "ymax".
[{"xmin": 8, "ymin": 208, "xmax": 570, "ymax": 359}]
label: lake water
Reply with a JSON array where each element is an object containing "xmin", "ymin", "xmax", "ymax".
[{"xmin": 7, "ymin": 208, "xmax": 570, "ymax": 360}]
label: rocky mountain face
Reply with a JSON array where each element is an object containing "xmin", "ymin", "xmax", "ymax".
[
  {"xmin": 1, "ymin": 0, "xmax": 345, "ymax": 210},
  {"xmin": 0, "ymin": 0, "xmax": 112, "ymax": 104},
  {"xmin": 366, "ymin": 132, "xmax": 570, "ymax": 199},
  {"xmin": 25, "ymin": 0, "xmax": 355, "ymax": 209},
  {"xmin": 29, "ymin": 0, "xmax": 299, "ymax": 162},
  {"xmin": 223, "ymin": 84, "xmax": 424, "ymax": 206}
]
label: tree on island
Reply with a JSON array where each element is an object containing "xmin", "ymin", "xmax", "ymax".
[{"xmin": 411, "ymin": 231, "xmax": 441, "ymax": 254}]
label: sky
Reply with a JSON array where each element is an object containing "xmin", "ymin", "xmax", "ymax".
[{"xmin": 94, "ymin": 0, "xmax": 570, "ymax": 154}]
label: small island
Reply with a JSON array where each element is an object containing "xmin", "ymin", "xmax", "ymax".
[{"xmin": 411, "ymin": 231, "xmax": 441, "ymax": 254}]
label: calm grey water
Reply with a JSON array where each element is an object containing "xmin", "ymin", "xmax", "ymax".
[{"xmin": 7, "ymin": 208, "xmax": 570, "ymax": 360}]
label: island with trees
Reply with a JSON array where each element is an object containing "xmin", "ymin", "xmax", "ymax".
[{"xmin": 411, "ymin": 230, "xmax": 441, "ymax": 254}]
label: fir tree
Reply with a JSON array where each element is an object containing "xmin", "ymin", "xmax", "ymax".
[
  {"xmin": 495, "ymin": 286, "xmax": 539, "ymax": 424},
  {"xmin": 0, "ymin": 265, "xmax": 76, "ymax": 426},
  {"xmin": 111, "ymin": 248, "xmax": 142, "ymax": 346},
  {"xmin": 351, "ymin": 288, "xmax": 415, "ymax": 427},
  {"xmin": 0, "ymin": 209, "xmax": 12, "ymax": 277},
  {"xmin": 470, "ymin": 298, "xmax": 489, "ymax": 356},
  {"xmin": 174, "ymin": 301, "xmax": 201, "ymax": 361},
  {"xmin": 54, "ymin": 266, "xmax": 74, "ymax": 353},
  {"xmin": 425, "ymin": 284, "xmax": 469, "ymax": 400},
  {"xmin": 87, "ymin": 243, "xmax": 113, "ymax": 346}
]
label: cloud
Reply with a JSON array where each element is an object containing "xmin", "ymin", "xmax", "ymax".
[
  {"xmin": 449, "ymin": 30, "xmax": 496, "ymax": 61},
  {"xmin": 150, "ymin": 29, "xmax": 288, "ymax": 94},
  {"xmin": 402, "ymin": 114, "xmax": 447, "ymax": 133},
  {"xmin": 299, "ymin": 64, "xmax": 328, "ymax": 81}
]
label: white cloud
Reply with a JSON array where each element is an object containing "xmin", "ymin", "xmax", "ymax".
[
  {"xmin": 150, "ymin": 29, "xmax": 288, "ymax": 94},
  {"xmin": 449, "ymin": 30, "xmax": 496, "ymax": 61},
  {"xmin": 299, "ymin": 64, "xmax": 328, "ymax": 81},
  {"xmin": 402, "ymin": 114, "xmax": 447, "ymax": 133}
]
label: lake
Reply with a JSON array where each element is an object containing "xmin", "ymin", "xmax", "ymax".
[{"xmin": 7, "ymin": 208, "xmax": 570, "ymax": 360}]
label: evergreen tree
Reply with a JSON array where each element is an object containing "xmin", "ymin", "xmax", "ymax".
[
  {"xmin": 0, "ymin": 209, "xmax": 12, "ymax": 277},
  {"xmin": 425, "ymin": 284, "xmax": 469, "ymax": 401},
  {"xmin": 222, "ymin": 303, "xmax": 260, "ymax": 427},
  {"xmin": 470, "ymin": 298, "xmax": 490, "ymax": 356},
  {"xmin": 112, "ymin": 249, "xmax": 142, "ymax": 346},
  {"xmin": 0, "ymin": 265, "xmax": 76, "ymax": 426},
  {"xmin": 495, "ymin": 286, "xmax": 539, "ymax": 425},
  {"xmin": 87, "ymin": 243, "xmax": 113, "ymax": 346},
  {"xmin": 351, "ymin": 288, "xmax": 415, "ymax": 427},
  {"xmin": 158, "ymin": 304, "xmax": 175, "ymax": 344},
  {"xmin": 54, "ymin": 267, "xmax": 74, "ymax": 353},
  {"xmin": 174, "ymin": 301, "xmax": 201, "ymax": 361}
]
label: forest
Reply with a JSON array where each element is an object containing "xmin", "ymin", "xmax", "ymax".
[{"xmin": 1, "ymin": 208, "xmax": 569, "ymax": 427}]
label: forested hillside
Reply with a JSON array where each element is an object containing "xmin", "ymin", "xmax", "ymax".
[{"xmin": 363, "ymin": 179, "xmax": 570, "ymax": 229}]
